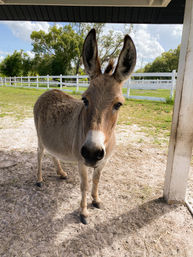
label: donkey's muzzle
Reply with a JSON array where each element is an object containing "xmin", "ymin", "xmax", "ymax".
[{"xmin": 81, "ymin": 145, "xmax": 104, "ymax": 166}]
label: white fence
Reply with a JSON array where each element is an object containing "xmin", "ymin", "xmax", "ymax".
[{"xmin": 0, "ymin": 71, "xmax": 177, "ymax": 102}]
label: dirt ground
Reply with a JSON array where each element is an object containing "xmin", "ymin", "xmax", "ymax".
[{"xmin": 0, "ymin": 117, "xmax": 193, "ymax": 257}]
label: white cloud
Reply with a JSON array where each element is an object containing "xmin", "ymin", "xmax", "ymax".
[
  {"xmin": 0, "ymin": 50, "xmax": 10, "ymax": 62},
  {"xmin": 0, "ymin": 50, "xmax": 10, "ymax": 56},
  {"xmin": 171, "ymin": 25, "xmax": 183, "ymax": 37},
  {"xmin": 1, "ymin": 21, "xmax": 50, "ymax": 42},
  {"xmin": 132, "ymin": 25, "xmax": 164, "ymax": 70},
  {"xmin": 26, "ymin": 50, "xmax": 35, "ymax": 59},
  {"xmin": 102, "ymin": 24, "xmax": 165, "ymax": 70}
]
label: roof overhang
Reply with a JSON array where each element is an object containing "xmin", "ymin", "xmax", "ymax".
[
  {"xmin": 0, "ymin": 0, "xmax": 185, "ymax": 24},
  {"xmin": 0, "ymin": 0, "xmax": 172, "ymax": 7}
]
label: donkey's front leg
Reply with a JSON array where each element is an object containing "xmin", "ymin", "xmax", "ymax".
[
  {"xmin": 78, "ymin": 162, "xmax": 89, "ymax": 224},
  {"xmin": 91, "ymin": 167, "xmax": 103, "ymax": 209}
]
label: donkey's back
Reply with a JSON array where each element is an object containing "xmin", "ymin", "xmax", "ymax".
[{"xmin": 34, "ymin": 89, "xmax": 81, "ymax": 127}]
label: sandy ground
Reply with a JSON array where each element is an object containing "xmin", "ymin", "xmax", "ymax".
[{"xmin": 0, "ymin": 117, "xmax": 193, "ymax": 257}]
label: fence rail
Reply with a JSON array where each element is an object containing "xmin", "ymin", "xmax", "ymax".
[{"xmin": 0, "ymin": 71, "xmax": 177, "ymax": 102}]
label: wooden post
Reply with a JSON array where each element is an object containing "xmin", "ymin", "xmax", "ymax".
[
  {"xmin": 60, "ymin": 74, "xmax": 62, "ymax": 89},
  {"xmin": 37, "ymin": 75, "xmax": 39, "ymax": 88},
  {"xmin": 170, "ymin": 70, "xmax": 176, "ymax": 99},
  {"xmin": 164, "ymin": 0, "xmax": 193, "ymax": 203},
  {"xmin": 47, "ymin": 75, "xmax": 49, "ymax": 89},
  {"xmin": 76, "ymin": 74, "xmax": 79, "ymax": 92},
  {"xmin": 126, "ymin": 77, "xmax": 131, "ymax": 99},
  {"xmin": 28, "ymin": 76, "xmax": 30, "ymax": 87},
  {"xmin": 21, "ymin": 76, "xmax": 23, "ymax": 87}
]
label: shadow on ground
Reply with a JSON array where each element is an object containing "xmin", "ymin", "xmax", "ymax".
[{"xmin": 0, "ymin": 149, "xmax": 192, "ymax": 257}]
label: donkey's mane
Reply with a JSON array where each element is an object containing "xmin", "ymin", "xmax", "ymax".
[{"xmin": 104, "ymin": 59, "xmax": 114, "ymax": 75}]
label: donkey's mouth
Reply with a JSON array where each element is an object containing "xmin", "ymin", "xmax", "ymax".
[{"xmin": 84, "ymin": 161, "xmax": 98, "ymax": 168}]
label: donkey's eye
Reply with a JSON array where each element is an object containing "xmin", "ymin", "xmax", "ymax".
[
  {"xmin": 113, "ymin": 102, "xmax": 122, "ymax": 110},
  {"xmin": 82, "ymin": 97, "xmax": 89, "ymax": 107}
]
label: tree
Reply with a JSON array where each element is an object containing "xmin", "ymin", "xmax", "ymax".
[
  {"xmin": 138, "ymin": 45, "xmax": 180, "ymax": 73},
  {"xmin": 31, "ymin": 25, "xmax": 82, "ymax": 75},
  {"xmin": 71, "ymin": 23, "xmax": 133, "ymax": 73},
  {"xmin": 0, "ymin": 50, "xmax": 31, "ymax": 77}
]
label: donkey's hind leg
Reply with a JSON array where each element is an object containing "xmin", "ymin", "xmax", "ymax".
[
  {"xmin": 52, "ymin": 157, "xmax": 67, "ymax": 179},
  {"xmin": 36, "ymin": 141, "xmax": 44, "ymax": 187}
]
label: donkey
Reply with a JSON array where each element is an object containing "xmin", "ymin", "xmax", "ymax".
[{"xmin": 33, "ymin": 29, "xmax": 136, "ymax": 224}]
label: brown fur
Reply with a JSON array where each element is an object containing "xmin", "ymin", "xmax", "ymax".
[
  {"xmin": 33, "ymin": 29, "xmax": 136, "ymax": 223},
  {"xmin": 104, "ymin": 59, "xmax": 115, "ymax": 74}
]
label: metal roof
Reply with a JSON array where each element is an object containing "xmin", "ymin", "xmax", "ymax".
[{"xmin": 0, "ymin": 0, "xmax": 185, "ymax": 24}]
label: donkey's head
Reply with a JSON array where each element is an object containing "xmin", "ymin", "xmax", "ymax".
[{"xmin": 81, "ymin": 29, "xmax": 136, "ymax": 167}]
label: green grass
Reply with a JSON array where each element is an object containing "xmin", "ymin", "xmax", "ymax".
[
  {"xmin": 0, "ymin": 86, "xmax": 173, "ymax": 145},
  {"xmin": 0, "ymin": 86, "xmax": 47, "ymax": 120},
  {"xmin": 118, "ymin": 98, "xmax": 173, "ymax": 145}
]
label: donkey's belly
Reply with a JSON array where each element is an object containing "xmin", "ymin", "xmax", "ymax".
[
  {"xmin": 45, "ymin": 147, "xmax": 77, "ymax": 162},
  {"xmin": 40, "ymin": 127, "xmax": 80, "ymax": 162}
]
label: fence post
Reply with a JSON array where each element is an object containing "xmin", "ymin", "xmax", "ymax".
[
  {"xmin": 37, "ymin": 75, "xmax": 39, "ymax": 88},
  {"xmin": 76, "ymin": 74, "xmax": 79, "ymax": 92},
  {"xmin": 126, "ymin": 77, "xmax": 131, "ymax": 99},
  {"xmin": 14, "ymin": 76, "xmax": 16, "ymax": 87},
  {"xmin": 170, "ymin": 70, "xmax": 176, "ymax": 99},
  {"xmin": 47, "ymin": 75, "xmax": 49, "ymax": 89},
  {"xmin": 28, "ymin": 76, "xmax": 30, "ymax": 87},
  {"xmin": 60, "ymin": 74, "xmax": 62, "ymax": 89},
  {"xmin": 10, "ymin": 77, "xmax": 11, "ymax": 86},
  {"xmin": 21, "ymin": 76, "xmax": 23, "ymax": 87}
]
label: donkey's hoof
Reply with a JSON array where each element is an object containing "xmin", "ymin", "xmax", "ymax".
[
  {"xmin": 80, "ymin": 214, "xmax": 88, "ymax": 225},
  {"xmin": 36, "ymin": 182, "xmax": 42, "ymax": 187},
  {"xmin": 60, "ymin": 175, "xmax": 67, "ymax": 180},
  {"xmin": 92, "ymin": 201, "xmax": 101, "ymax": 209}
]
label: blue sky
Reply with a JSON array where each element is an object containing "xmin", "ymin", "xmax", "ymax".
[{"xmin": 0, "ymin": 21, "xmax": 183, "ymax": 70}]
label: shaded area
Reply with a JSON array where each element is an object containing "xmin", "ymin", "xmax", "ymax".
[
  {"xmin": 59, "ymin": 198, "xmax": 177, "ymax": 256},
  {"xmin": 0, "ymin": 147, "xmax": 193, "ymax": 256}
]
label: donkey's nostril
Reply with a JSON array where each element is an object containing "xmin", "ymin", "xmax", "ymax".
[
  {"xmin": 81, "ymin": 146, "xmax": 89, "ymax": 159},
  {"xmin": 81, "ymin": 145, "xmax": 105, "ymax": 164},
  {"xmin": 96, "ymin": 149, "xmax": 104, "ymax": 160}
]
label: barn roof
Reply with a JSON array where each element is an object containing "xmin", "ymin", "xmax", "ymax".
[{"xmin": 0, "ymin": 0, "xmax": 185, "ymax": 24}]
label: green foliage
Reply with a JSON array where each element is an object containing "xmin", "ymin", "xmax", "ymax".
[
  {"xmin": 139, "ymin": 45, "xmax": 180, "ymax": 73},
  {"xmin": 31, "ymin": 24, "xmax": 83, "ymax": 75},
  {"xmin": 0, "ymin": 50, "xmax": 32, "ymax": 77},
  {"xmin": 0, "ymin": 23, "xmax": 134, "ymax": 76}
]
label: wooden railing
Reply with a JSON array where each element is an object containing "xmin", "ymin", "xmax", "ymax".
[{"xmin": 0, "ymin": 71, "xmax": 177, "ymax": 102}]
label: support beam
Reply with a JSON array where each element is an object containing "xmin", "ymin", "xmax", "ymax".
[
  {"xmin": 0, "ymin": 0, "xmax": 172, "ymax": 7},
  {"xmin": 149, "ymin": 0, "xmax": 154, "ymax": 6},
  {"xmin": 162, "ymin": 0, "xmax": 171, "ymax": 6},
  {"xmin": 164, "ymin": 0, "xmax": 193, "ymax": 203}
]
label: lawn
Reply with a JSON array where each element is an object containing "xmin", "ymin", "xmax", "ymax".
[{"xmin": 0, "ymin": 86, "xmax": 173, "ymax": 145}]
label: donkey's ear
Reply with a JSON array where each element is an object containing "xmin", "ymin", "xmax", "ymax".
[
  {"xmin": 82, "ymin": 29, "xmax": 101, "ymax": 79},
  {"xmin": 113, "ymin": 35, "xmax": 136, "ymax": 82}
]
